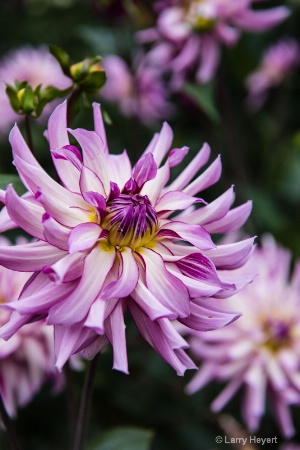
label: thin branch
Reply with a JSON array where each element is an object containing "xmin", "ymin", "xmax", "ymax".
[{"xmin": 72, "ymin": 355, "xmax": 99, "ymax": 450}]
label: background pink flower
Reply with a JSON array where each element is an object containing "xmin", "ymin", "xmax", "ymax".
[
  {"xmin": 100, "ymin": 54, "xmax": 174, "ymax": 124},
  {"xmin": 246, "ymin": 38, "xmax": 300, "ymax": 108},
  {"xmin": 0, "ymin": 236, "xmax": 59, "ymax": 417},
  {"xmin": 186, "ymin": 235, "xmax": 300, "ymax": 438},
  {"xmin": 137, "ymin": 0, "xmax": 290, "ymax": 87},
  {"xmin": 0, "ymin": 45, "xmax": 71, "ymax": 136}
]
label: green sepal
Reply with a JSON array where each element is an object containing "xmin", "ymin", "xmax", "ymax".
[{"xmin": 49, "ymin": 44, "xmax": 72, "ymax": 76}]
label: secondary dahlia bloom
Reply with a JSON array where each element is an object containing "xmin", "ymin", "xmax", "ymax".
[
  {"xmin": 0, "ymin": 101, "xmax": 254, "ymax": 375},
  {"xmin": 186, "ymin": 235, "xmax": 300, "ymax": 437},
  {"xmin": 0, "ymin": 236, "xmax": 59, "ymax": 417},
  {"xmin": 138, "ymin": 0, "xmax": 290, "ymax": 86},
  {"xmin": 100, "ymin": 54, "xmax": 174, "ymax": 124},
  {"xmin": 246, "ymin": 38, "xmax": 300, "ymax": 109},
  {"xmin": 0, "ymin": 45, "xmax": 70, "ymax": 136}
]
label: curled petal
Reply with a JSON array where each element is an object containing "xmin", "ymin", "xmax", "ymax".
[
  {"xmin": 133, "ymin": 153, "xmax": 157, "ymax": 189},
  {"xmin": 42, "ymin": 214, "xmax": 70, "ymax": 251},
  {"xmin": 101, "ymin": 247, "xmax": 139, "ymax": 299},
  {"xmin": 68, "ymin": 223, "xmax": 102, "ymax": 254},
  {"xmin": 168, "ymin": 146, "xmax": 189, "ymax": 168},
  {"xmin": 140, "ymin": 248, "xmax": 190, "ymax": 318},
  {"xmin": 204, "ymin": 201, "xmax": 252, "ymax": 234},
  {"xmin": 43, "ymin": 252, "xmax": 85, "ymax": 284},
  {"xmin": 183, "ymin": 155, "xmax": 222, "ymax": 196},
  {"xmin": 6, "ymin": 184, "xmax": 44, "ymax": 240},
  {"xmin": 47, "ymin": 243, "xmax": 116, "ymax": 324},
  {"xmin": 165, "ymin": 142, "xmax": 210, "ymax": 192},
  {"xmin": 104, "ymin": 301, "xmax": 128, "ymax": 374},
  {"xmin": 155, "ymin": 190, "xmax": 202, "ymax": 213},
  {"xmin": 0, "ymin": 241, "xmax": 66, "ymax": 272},
  {"xmin": 158, "ymin": 221, "xmax": 215, "ymax": 250}
]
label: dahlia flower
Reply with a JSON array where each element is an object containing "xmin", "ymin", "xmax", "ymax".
[
  {"xmin": 138, "ymin": 0, "xmax": 290, "ymax": 86},
  {"xmin": 186, "ymin": 235, "xmax": 300, "ymax": 437},
  {"xmin": 0, "ymin": 236, "xmax": 58, "ymax": 417},
  {"xmin": 100, "ymin": 54, "xmax": 174, "ymax": 124},
  {"xmin": 246, "ymin": 38, "xmax": 300, "ymax": 109},
  {"xmin": 0, "ymin": 100, "xmax": 254, "ymax": 375},
  {"xmin": 0, "ymin": 45, "xmax": 70, "ymax": 136}
]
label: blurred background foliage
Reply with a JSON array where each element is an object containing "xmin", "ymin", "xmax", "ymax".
[{"xmin": 0, "ymin": 0, "xmax": 300, "ymax": 449}]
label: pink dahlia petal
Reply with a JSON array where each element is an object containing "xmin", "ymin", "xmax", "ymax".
[
  {"xmin": 234, "ymin": 7, "xmax": 290, "ymax": 32},
  {"xmin": 128, "ymin": 300, "xmax": 193, "ymax": 376},
  {"xmin": 168, "ymin": 146, "xmax": 189, "ymax": 168},
  {"xmin": 131, "ymin": 278, "xmax": 176, "ymax": 320},
  {"xmin": 179, "ymin": 301, "xmax": 240, "ymax": 332},
  {"xmin": 108, "ymin": 151, "xmax": 132, "ymax": 188},
  {"xmin": 43, "ymin": 252, "xmax": 85, "ymax": 284},
  {"xmin": 203, "ymin": 237, "xmax": 255, "ymax": 270},
  {"xmin": 101, "ymin": 247, "xmax": 139, "ymax": 299},
  {"xmin": 68, "ymin": 223, "xmax": 102, "ymax": 254},
  {"xmin": 54, "ymin": 323, "xmax": 98, "ymax": 371},
  {"xmin": 158, "ymin": 221, "xmax": 215, "ymax": 250},
  {"xmin": 80, "ymin": 165, "xmax": 106, "ymax": 199},
  {"xmin": 104, "ymin": 301, "xmax": 128, "ymax": 374},
  {"xmin": 204, "ymin": 200, "xmax": 253, "ymax": 234},
  {"xmin": 68, "ymin": 129, "xmax": 110, "ymax": 194},
  {"xmin": 182, "ymin": 155, "xmax": 222, "ymax": 196},
  {"xmin": 141, "ymin": 248, "xmax": 190, "ymax": 318},
  {"xmin": 166, "ymin": 142, "xmax": 211, "ymax": 192},
  {"xmin": 176, "ymin": 253, "xmax": 235, "ymax": 290},
  {"xmin": 196, "ymin": 35, "xmax": 220, "ymax": 84},
  {"xmin": 7, "ymin": 280, "xmax": 78, "ymax": 315},
  {"xmin": 47, "ymin": 244, "xmax": 115, "ymax": 324},
  {"xmin": 42, "ymin": 214, "xmax": 70, "ymax": 251},
  {"xmin": 156, "ymin": 190, "xmax": 202, "ymax": 214},
  {"xmin": 141, "ymin": 161, "xmax": 170, "ymax": 204},
  {"xmin": 92, "ymin": 103, "xmax": 108, "ymax": 152},
  {"xmin": 6, "ymin": 184, "xmax": 44, "ymax": 240},
  {"xmin": 84, "ymin": 297, "xmax": 119, "ymax": 334},
  {"xmin": 183, "ymin": 185, "xmax": 234, "ymax": 225},
  {"xmin": 146, "ymin": 121, "xmax": 173, "ymax": 166},
  {"xmin": 0, "ymin": 241, "xmax": 66, "ymax": 271},
  {"xmin": 133, "ymin": 153, "xmax": 158, "ymax": 189}
]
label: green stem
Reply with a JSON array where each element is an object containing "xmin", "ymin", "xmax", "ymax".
[
  {"xmin": 67, "ymin": 88, "xmax": 81, "ymax": 127},
  {"xmin": 72, "ymin": 355, "xmax": 99, "ymax": 450},
  {"xmin": 63, "ymin": 362, "xmax": 78, "ymax": 450},
  {"xmin": 24, "ymin": 114, "xmax": 35, "ymax": 155},
  {"xmin": 0, "ymin": 396, "xmax": 22, "ymax": 450}
]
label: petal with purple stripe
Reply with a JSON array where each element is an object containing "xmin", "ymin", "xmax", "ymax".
[
  {"xmin": 68, "ymin": 223, "xmax": 102, "ymax": 254},
  {"xmin": 0, "ymin": 241, "xmax": 66, "ymax": 272},
  {"xmin": 158, "ymin": 221, "xmax": 215, "ymax": 250},
  {"xmin": 47, "ymin": 242, "xmax": 116, "ymax": 324},
  {"xmin": 140, "ymin": 247, "xmax": 190, "ymax": 318},
  {"xmin": 101, "ymin": 247, "xmax": 139, "ymax": 299}
]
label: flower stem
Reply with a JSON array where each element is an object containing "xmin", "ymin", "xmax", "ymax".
[
  {"xmin": 24, "ymin": 114, "xmax": 35, "ymax": 155},
  {"xmin": 67, "ymin": 88, "xmax": 81, "ymax": 127},
  {"xmin": 63, "ymin": 361, "xmax": 78, "ymax": 450},
  {"xmin": 72, "ymin": 355, "xmax": 99, "ymax": 450},
  {"xmin": 0, "ymin": 396, "xmax": 22, "ymax": 450}
]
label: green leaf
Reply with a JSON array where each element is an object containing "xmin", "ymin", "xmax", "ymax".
[
  {"xmin": 89, "ymin": 427, "xmax": 154, "ymax": 450},
  {"xmin": 23, "ymin": 84, "xmax": 36, "ymax": 114},
  {"xmin": 35, "ymin": 84, "xmax": 72, "ymax": 117},
  {"xmin": 49, "ymin": 44, "xmax": 72, "ymax": 76},
  {"xmin": 79, "ymin": 70, "xmax": 106, "ymax": 94},
  {"xmin": 0, "ymin": 175, "xmax": 26, "ymax": 196},
  {"xmin": 5, "ymin": 84, "xmax": 20, "ymax": 112},
  {"xmin": 182, "ymin": 82, "xmax": 220, "ymax": 123}
]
